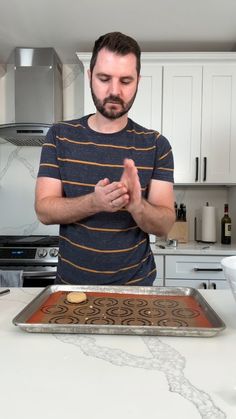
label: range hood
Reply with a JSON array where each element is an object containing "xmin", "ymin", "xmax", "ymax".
[{"xmin": 0, "ymin": 47, "xmax": 63, "ymax": 146}]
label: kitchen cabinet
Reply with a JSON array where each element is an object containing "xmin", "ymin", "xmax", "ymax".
[
  {"xmin": 165, "ymin": 254, "xmax": 229, "ymax": 290},
  {"xmin": 153, "ymin": 255, "xmax": 164, "ymax": 286},
  {"xmin": 162, "ymin": 65, "xmax": 202, "ymax": 183},
  {"xmin": 201, "ymin": 65, "xmax": 236, "ymax": 183},
  {"xmin": 77, "ymin": 52, "xmax": 236, "ymax": 185},
  {"xmin": 162, "ymin": 63, "xmax": 236, "ymax": 184},
  {"xmin": 128, "ymin": 63, "xmax": 162, "ymax": 130}
]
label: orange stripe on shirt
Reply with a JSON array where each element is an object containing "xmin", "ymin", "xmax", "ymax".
[
  {"xmin": 60, "ymin": 234, "xmax": 147, "ymax": 253},
  {"xmin": 59, "ymin": 252, "xmax": 150, "ymax": 275},
  {"xmin": 57, "ymin": 157, "xmax": 153, "ymax": 170},
  {"xmin": 56, "ymin": 136, "xmax": 155, "ymax": 151}
]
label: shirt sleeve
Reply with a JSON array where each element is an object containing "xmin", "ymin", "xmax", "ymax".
[
  {"xmin": 37, "ymin": 125, "xmax": 61, "ymax": 180},
  {"xmin": 152, "ymin": 134, "xmax": 174, "ymax": 183}
]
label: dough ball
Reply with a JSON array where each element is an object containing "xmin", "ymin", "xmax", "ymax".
[{"xmin": 66, "ymin": 291, "xmax": 87, "ymax": 304}]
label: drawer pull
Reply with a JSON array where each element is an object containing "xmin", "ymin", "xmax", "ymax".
[{"xmin": 194, "ymin": 268, "xmax": 223, "ymax": 272}]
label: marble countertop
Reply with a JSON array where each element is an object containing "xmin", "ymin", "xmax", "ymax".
[
  {"xmin": 0, "ymin": 287, "xmax": 236, "ymax": 419},
  {"xmin": 151, "ymin": 241, "xmax": 236, "ymax": 256}
]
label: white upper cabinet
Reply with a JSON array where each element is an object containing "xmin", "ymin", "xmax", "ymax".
[
  {"xmin": 201, "ymin": 65, "xmax": 236, "ymax": 184},
  {"xmin": 162, "ymin": 65, "xmax": 202, "ymax": 183},
  {"xmin": 162, "ymin": 62, "xmax": 236, "ymax": 184},
  {"xmin": 77, "ymin": 52, "xmax": 236, "ymax": 185},
  {"xmin": 128, "ymin": 63, "xmax": 162, "ymax": 131}
]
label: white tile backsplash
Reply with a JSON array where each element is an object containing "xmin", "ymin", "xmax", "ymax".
[
  {"xmin": 0, "ymin": 143, "xmax": 59, "ymax": 235},
  {"xmin": 174, "ymin": 186, "xmax": 229, "ymax": 242}
]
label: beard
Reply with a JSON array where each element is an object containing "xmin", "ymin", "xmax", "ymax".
[{"xmin": 90, "ymin": 83, "xmax": 138, "ymax": 120}]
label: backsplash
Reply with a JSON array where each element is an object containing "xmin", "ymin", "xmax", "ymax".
[
  {"xmin": 174, "ymin": 186, "xmax": 229, "ymax": 242},
  {"xmin": 0, "ymin": 143, "xmax": 59, "ymax": 235}
]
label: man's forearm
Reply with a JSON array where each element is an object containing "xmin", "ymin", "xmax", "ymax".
[
  {"xmin": 35, "ymin": 193, "xmax": 97, "ymax": 225},
  {"xmin": 130, "ymin": 198, "xmax": 176, "ymax": 236}
]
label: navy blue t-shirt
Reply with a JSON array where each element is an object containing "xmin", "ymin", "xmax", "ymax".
[{"xmin": 38, "ymin": 116, "xmax": 174, "ymax": 285}]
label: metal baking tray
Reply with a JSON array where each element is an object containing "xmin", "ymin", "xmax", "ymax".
[{"xmin": 13, "ymin": 285, "xmax": 226, "ymax": 337}]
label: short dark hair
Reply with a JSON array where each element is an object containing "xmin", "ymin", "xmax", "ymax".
[{"xmin": 90, "ymin": 32, "xmax": 141, "ymax": 75}]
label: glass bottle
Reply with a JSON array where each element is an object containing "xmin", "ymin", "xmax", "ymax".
[{"xmin": 221, "ymin": 203, "xmax": 231, "ymax": 245}]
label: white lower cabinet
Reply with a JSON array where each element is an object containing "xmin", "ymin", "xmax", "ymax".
[
  {"xmin": 165, "ymin": 279, "xmax": 227, "ymax": 290},
  {"xmin": 153, "ymin": 255, "xmax": 164, "ymax": 286},
  {"xmin": 164, "ymin": 255, "xmax": 229, "ymax": 290}
]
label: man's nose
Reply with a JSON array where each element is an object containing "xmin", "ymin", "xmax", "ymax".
[{"xmin": 109, "ymin": 79, "xmax": 121, "ymax": 96}]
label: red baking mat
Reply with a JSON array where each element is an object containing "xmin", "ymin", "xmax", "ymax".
[{"xmin": 26, "ymin": 291, "xmax": 212, "ymax": 328}]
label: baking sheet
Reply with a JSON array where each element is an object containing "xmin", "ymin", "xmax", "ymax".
[{"xmin": 13, "ymin": 285, "xmax": 226, "ymax": 337}]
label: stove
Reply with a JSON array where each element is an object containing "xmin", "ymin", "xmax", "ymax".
[
  {"xmin": 0, "ymin": 235, "xmax": 59, "ymax": 287},
  {"xmin": 0, "ymin": 235, "xmax": 59, "ymax": 247}
]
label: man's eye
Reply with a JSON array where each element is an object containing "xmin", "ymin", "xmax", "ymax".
[
  {"xmin": 99, "ymin": 77, "xmax": 109, "ymax": 82},
  {"xmin": 121, "ymin": 79, "xmax": 132, "ymax": 85}
]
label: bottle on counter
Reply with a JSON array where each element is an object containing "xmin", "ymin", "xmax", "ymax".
[{"xmin": 221, "ymin": 203, "xmax": 231, "ymax": 245}]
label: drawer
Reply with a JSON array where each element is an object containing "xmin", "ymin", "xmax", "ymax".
[
  {"xmin": 165, "ymin": 255, "xmax": 225, "ymax": 280},
  {"xmin": 165, "ymin": 279, "xmax": 228, "ymax": 290}
]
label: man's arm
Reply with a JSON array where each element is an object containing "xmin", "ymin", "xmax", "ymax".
[
  {"xmin": 35, "ymin": 177, "xmax": 129, "ymax": 225},
  {"xmin": 120, "ymin": 159, "xmax": 175, "ymax": 236}
]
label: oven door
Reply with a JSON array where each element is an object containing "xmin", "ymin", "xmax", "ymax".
[{"xmin": 0, "ymin": 265, "xmax": 57, "ymax": 287}]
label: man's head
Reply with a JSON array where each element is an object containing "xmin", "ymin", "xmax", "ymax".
[
  {"xmin": 89, "ymin": 32, "xmax": 141, "ymax": 120},
  {"xmin": 90, "ymin": 32, "xmax": 141, "ymax": 76}
]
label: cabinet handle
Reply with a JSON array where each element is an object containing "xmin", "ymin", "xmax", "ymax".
[
  {"xmin": 210, "ymin": 282, "xmax": 217, "ymax": 289},
  {"xmin": 203, "ymin": 157, "xmax": 207, "ymax": 181},
  {"xmin": 194, "ymin": 268, "xmax": 223, "ymax": 272},
  {"xmin": 195, "ymin": 157, "xmax": 199, "ymax": 182},
  {"xmin": 200, "ymin": 282, "xmax": 207, "ymax": 289}
]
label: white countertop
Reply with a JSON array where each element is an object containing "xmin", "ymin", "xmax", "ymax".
[
  {"xmin": 151, "ymin": 241, "xmax": 236, "ymax": 256},
  {"xmin": 1, "ymin": 287, "xmax": 236, "ymax": 419}
]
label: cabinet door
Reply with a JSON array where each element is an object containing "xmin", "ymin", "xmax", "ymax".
[
  {"xmin": 129, "ymin": 63, "xmax": 162, "ymax": 130},
  {"xmin": 201, "ymin": 65, "xmax": 236, "ymax": 184},
  {"xmin": 154, "ymin": 255, "xmax": 164, "ymax": 284},
  {"xmin": 208, "ymin": 280, "xmax": 229, "ymax": 290},
  {"xmin": 162, "ymin": 66, "xmax": 202, "ymax": 183}
]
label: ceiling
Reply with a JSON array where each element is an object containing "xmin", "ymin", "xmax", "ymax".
[{"xmin": 1, "ymin": 0, "xmax": 236, "ymax": 64}]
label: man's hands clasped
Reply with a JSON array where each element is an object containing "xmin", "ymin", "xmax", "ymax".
[{"xmin": 92, "ymin": 158, "xmax": 142, "ymax": 213}]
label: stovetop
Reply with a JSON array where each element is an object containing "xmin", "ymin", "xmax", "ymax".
[{"xmin": 0, "ymin": 235, "xmax": 59, "ymax": 247}]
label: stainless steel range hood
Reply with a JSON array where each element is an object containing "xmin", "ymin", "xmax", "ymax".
[{"xmin": 0, "ymin": 47, "xmax": 63, "ymax": 146}]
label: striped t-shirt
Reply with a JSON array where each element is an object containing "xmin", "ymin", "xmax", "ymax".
[{"xmin": 38, "ymin": 116, "xmax": 174, "ymax": 286}]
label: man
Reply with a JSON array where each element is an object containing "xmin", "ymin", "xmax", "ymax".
[{"xmin": 35, "ymin": 32, "xmax": 175, "ymax": 286}]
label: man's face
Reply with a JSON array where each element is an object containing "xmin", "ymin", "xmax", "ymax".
[{"xmin": 89, "ymin": 48, "xmax": 139, "ymax": 120}]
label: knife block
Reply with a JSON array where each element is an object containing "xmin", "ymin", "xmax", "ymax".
[{"xmin": 167, "ymin": 221, "xmax": 188, "ymax": 243}]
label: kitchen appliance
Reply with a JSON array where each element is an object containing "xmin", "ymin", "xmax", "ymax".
[
  {"xmin": 0, "ymin": 235, "xmax": 59, "ymax": 287},
  {"xmin": 0, "ymin": 47, "xmax": 63, "ymax": 146}
]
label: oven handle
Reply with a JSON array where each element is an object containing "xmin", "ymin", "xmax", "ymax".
[{"xmin": 22, "ymin": 270, "xmax": 57, "ymax": 278}]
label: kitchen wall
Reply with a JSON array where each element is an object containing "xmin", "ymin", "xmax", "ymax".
[
  {"xmin": 0, "ymin": 64, "xmax": 83, "ymax": 236},
  {"xmin": 0, "ymin": 63, "xmax": 233, "ymax": 242}
]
